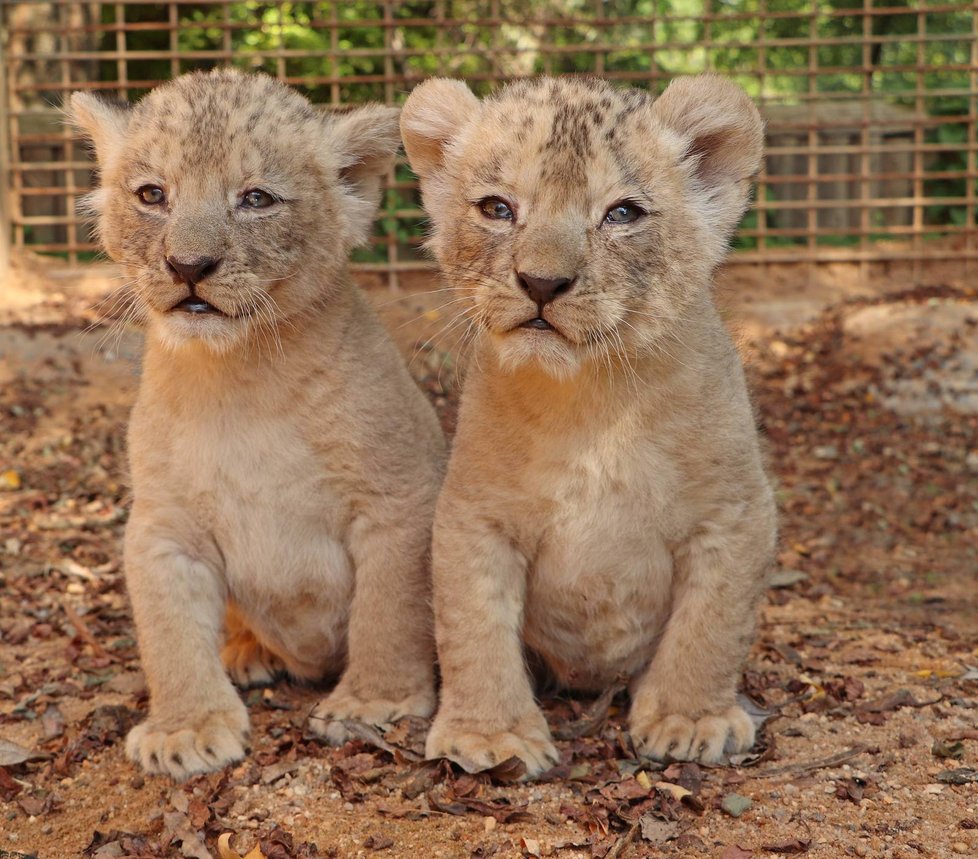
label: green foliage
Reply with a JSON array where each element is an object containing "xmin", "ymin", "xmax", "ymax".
[{"xmin": 94, "ymin": 1, "xmax": 974, "ymax": 260}]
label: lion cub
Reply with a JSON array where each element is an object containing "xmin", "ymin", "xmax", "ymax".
[
  {"xmin": 401, "ymin": 75, "xmax": 777, "ymax": 775},
  {"xmin": 70, "ymin": 70, "xmax": 445, "ymax": 779}
]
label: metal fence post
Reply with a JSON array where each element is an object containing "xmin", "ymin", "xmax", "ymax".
[{"xmin": 0, "ymin": 11, "xmax": 11, "ymax": 280}]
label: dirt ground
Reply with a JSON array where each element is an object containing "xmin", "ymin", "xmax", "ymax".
[{"xmin": 1, "ymin": 248, "xmax": 977, "ymax": 859}]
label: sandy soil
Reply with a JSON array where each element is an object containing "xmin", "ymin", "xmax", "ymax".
[{"xmin": 1, "ymin": 249, "xmax": 977, "ymax": 859}]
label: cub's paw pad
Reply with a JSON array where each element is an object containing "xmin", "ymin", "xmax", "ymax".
[
  {"xmin": 125, "ymin": 709, "xmax": 249, "ymax": 780},
  {"xmin": 221, "ymin": 633, "xmax": 285, "ymax": 689},
  {"xmin": 632, "ymin": 705, "xmax": 755, "ymax": 764},
  {"xmin": 307, "ymin": 687, "xmax": 435, "ymax": 746},
  {"xmin": 425, "ymin": 715, "xmax": 558, "ymax": 778}
]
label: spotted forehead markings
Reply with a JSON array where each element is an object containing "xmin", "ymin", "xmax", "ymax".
[
  {"xmin": 474, "ymin": 152, "xmax": 507, "ymax": 187},
  {"xmin": 493, "ymin": 78, "xmax": 651, "ymax": 158},
  {"xmin": 132, "ymin": 84, "xmax": 321, "ymax": 174},
  {"xmin": 138, "ymin": 72, "xmax": 317, "ymax": 132},
  {"xmin": 475, "ymin": 80, "xmax": 658, "ymax": 211}
]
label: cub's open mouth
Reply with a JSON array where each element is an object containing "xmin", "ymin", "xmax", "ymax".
[
  {"xmin": 171, "ymin": 297, "xmax": 225, "ymax": 315},
  {"xmin": 518, "ymin": 317, "xmax": 556, "ymax": 332}
]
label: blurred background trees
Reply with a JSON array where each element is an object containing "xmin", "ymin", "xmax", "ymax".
[{"xmin": 3, "ymin": 0, "xmax": 973, "ymax": 263}]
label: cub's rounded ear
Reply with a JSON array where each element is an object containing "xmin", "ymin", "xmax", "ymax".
[
  {"xmin": 66, "ymin": 91, "xmax": 132, "ymax": 168},
  {"xmin": 400, "ymin": 78, "xmax": 480, "ymax": 179},
  {"xmin": 652, "ymin": 75, "xmax": 763, "ymax": 237},
  {"xmin": 327, "ymin": 103, "xmax": 401, "ymax": 192},
  {"xmin": 323, "ymin": 104, "xmax": 401, "ymax": 248}
]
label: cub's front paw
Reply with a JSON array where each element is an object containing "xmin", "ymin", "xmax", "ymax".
[
  {"xmin": 425, "ymin": 710, "xmax": 558, "ymax": 778},
  {"xmin": 307, "ymin": 683, "xmax": 435, "ymax": 745},
  {"xmin": 126, "ymin": 707, "xmax": 250, "ymax": 780},
  {"xmin": 631, "ymin": 704, "xmax": 754, "ymax": 764}
]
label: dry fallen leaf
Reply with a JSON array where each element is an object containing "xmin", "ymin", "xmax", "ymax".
[
  {"xmin": 0, "ymin": 768, "xmax": 24, "ymax": 801},
  {"xmin": 638, "ymin": 815, "xmax": 678, "ymax": 845},
  {"xmin": 217, "ymin": 832, "xmax": 266, "ymax": 859},
  {"xmin": 363, "ymin": 834, "xmax": 395, "ymax": 851},
  {"xmin": 0, "ymin": 469, "xmax": 22, "ymax": 490},
  {"xmin": 162, "ymin": 811, "xmax": 211, "ymax": 859},
  {"xmin": 41, "ymin": 705, "xmax": 66, "ymax": 740},
  {"xmin": 654, "ymin": 781, "xmax": 691, "ymax": 801},
  {"xmin": 768, "ymin": 569, "xmax": 808, "ymax": 588},
  {"xmin": 18, "ymin": 794, "xmax": 53, "ymax": 817},
  {"xmin": 0, "ymin": 738, "xmax": 34, "ymax": 766}
]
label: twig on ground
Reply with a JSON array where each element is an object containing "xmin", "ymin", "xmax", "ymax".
[
  {"xmin": 605, "ymin": 822, "xmax": 639, "ymax": 859},
  {"xmin": 63, "ymin": 603, "xmax": 112, "ymax": 660},
  {"xmin": 758, "ymin": 745, "xmax": 869, "ymax": 778}
]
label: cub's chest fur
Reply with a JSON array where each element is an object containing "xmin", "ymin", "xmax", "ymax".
[
  {"xmin": 487, "ymin": 396, "xmax": 687, "ymax": 540},
  {"xmin": 526, "ymin": 524, "xmax": 674, "ymax": 688},
  {"xmin": 130, "ymin": 385, "xmax": 350, "ymax": 577},
  {"xmin": 520, "ymin": 434, "xmax": 677, "ymax": 688}
]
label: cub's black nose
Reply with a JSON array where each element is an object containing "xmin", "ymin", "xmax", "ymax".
[
  {"xmin": 516, "ymin": 272, "xmax": 575, "ymax": 307},
  {"xmin": 166, "ymin": 256, "xmax": 221, "ymax": 286}
]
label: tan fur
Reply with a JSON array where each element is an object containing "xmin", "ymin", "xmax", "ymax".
[
  {"xmin": 221, "ymin": 601, "xmax": 286, "ymax": 688},
  {"xmin": 70, "ymin": 70, "xmax": 445, "ymax": 779},
  {"xmin": 402, "ymin": 75, "xmax": 777, "ymax": 775}
]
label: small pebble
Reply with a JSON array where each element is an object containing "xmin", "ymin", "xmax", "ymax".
[
  {"xmin": 951, "ymin": 844, "xmax": 969, "ymax": 855},
  {"xmin": 721, "ymin": 793, "xmax": 753, "ymax": 818}
]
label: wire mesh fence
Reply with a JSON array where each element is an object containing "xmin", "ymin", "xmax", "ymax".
[{"xmin": 2, "ymin": 0, "xmax": 976, "ymax": 283}]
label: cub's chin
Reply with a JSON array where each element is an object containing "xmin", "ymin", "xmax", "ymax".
[
  {"xmin": 151, "ymin": 307, "xmax": 251, "ymax": 354},
  {"xmin": 490, "ymin": 326, "xmax": 583, "ymax": 382}
]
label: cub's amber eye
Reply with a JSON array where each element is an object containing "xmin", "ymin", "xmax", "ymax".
[
  {"xmin": 136, "ymin": 185, "xmax": 165, "ymax": 205},
  {"xmin": 241, "ymin": 189, "xmax": 276, "ymax": 209},
  {"xmin": 604, "ymin": 202, "xmax": 645, "ymax": 225},
  {"xmin": 478, "ymin": 197, "xmax": 514, "ymax": 221}
]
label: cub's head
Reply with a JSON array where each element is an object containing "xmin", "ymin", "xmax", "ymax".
[
  {"xmin": 70, "ymin": 70, "xmax": 398, "ymax": 352},
  {"xmin": 401, "ymin": 75, "xmax": 762, "ymax": 380}
]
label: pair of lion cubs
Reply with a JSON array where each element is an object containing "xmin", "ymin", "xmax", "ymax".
[{"xmin": 70, "ymin": 69, "xmax": 776, "ymax": 780}]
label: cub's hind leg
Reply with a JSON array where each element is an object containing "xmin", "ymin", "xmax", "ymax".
[
  {"xmin": 221, "ymin": 601, "xmax": 286, "ymax": 688},
  {"xmin": 124, "ymin": 510, "xmax": 249, "ymax": 780},
  {"xmin": 309, "ymin": 503, "xmax": 437, "ymax": 743}
]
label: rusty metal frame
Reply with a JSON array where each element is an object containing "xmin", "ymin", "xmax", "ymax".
[{"xmin": 1, "ymin": 0, "xmax": 975, "ymax": 279}]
